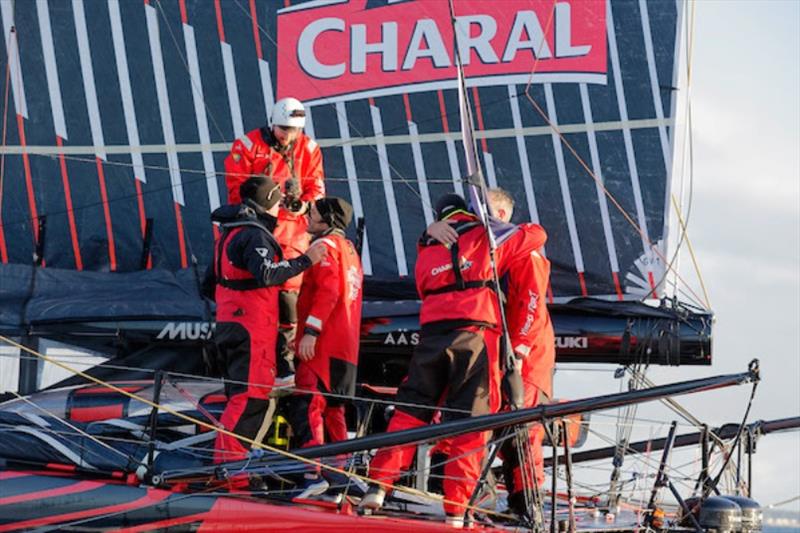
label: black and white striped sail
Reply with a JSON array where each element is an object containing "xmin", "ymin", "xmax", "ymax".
[{"xmin": 0, "ymin": 0, "xmax": 683, "ymax": 300}]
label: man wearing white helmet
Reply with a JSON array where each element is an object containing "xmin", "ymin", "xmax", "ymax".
[{"xmin": 224, "ymin": 97, "xmax": 325, "ymax": 384}]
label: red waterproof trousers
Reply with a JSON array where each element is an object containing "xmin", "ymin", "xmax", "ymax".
[{"xmin": 368, "ymin": 325, "xmax": 500, "ymax": 517}]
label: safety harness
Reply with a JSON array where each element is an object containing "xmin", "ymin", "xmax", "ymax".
[
  {"xmin": 422, "ymin": 219, "xmax": 497, "ymax": 296},
  {"xmin": 215, "ymin": 217, "xmax": 283, "ymax": 291}
]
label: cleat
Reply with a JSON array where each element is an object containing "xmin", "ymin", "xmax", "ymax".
[
  {"xmin": 359, "ymin": 486, "xmax": 386, "ymax": 511},
  {"xmin": 295, "ymin": 475, "xmax": 329, "ymax": 499}
]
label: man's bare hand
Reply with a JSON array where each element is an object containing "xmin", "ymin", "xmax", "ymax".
[
  {"xmin": 305, "ymin": 241, "xmax": 328, "ymax": 264},
  {"xmin": 427, "ymin": 220, "xmax": 459, "ymax": 245},
  {"xmin": 297, "ymin": 334, "xmax": 317, "ymax": 361}
]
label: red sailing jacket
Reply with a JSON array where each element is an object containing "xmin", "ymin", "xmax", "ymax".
[
  {"xmin": 295, "ymin": 231, "xmax": 364, "ymax": 390},
  {"xmin": 504, "ymin": 223, "xmax": 555, "ymax": 399},
  {"xmin": 415, "ymin": 212, "xmax": 520, "ymax": 328},
  {"xmin": 224, "ymin": 127, "xmax": 325, "ymax": 291}
]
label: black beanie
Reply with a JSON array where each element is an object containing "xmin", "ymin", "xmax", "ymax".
[
  {"xmin": 240, "ymin": 175, "xmax": 281, "ymax": 210},
  {"xmin": 434, "ymin": 193, "xmax": 468, "ymax": 220},
  {"xmin": 315, "ymin": 196, "xmax": 353, "ymax": 230}
]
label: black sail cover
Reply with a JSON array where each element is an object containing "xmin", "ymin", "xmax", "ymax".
[{"xmin": 0, "ymin": 1, "xmax": 684, "ymax": 322}]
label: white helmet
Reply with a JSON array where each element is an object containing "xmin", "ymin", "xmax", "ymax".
[{"xmin": 271, "ymin": 97, "xmax": 306, "ymax": 129}]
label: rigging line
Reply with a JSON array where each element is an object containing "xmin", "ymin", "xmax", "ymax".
[
  {"xmin": 687, "ymin": 0, "xmax": 697, "ymax": 87},
  {"xmin": 0, "ymin": 88, "xmax": 658, "ymax": 155},
  {"xmin": 703, "ymin": 372, "xmax": 759, "ymax": 499},
  {"xmin": 767, "ymin": 494, "xmax": 800, "ymax": 509},
  {"xmin": 626, "ymin": 367, "xmax": 729, "ymax": 450},
  {"xmin": 512, "ymin": 2, "xmax": 704, "ymax": 306},
  {"xmin": 0, "ymin": 351, "xmax": 470, "ymax": 416},
  {"xmin": 0, "ymin": 154, "xmax": 462, "ymax": 231},
  {"xmin": 520, "ymin": 0, "xmax": 559, "ymax": 92},
  {"xmin": 152, "ymin": 0, "xmax": 226, "ymax": 144},
  {"xmin": 521, "ymin": 90, "xmax": 706, "ymax": 308},
  {"xmin": 0, "ymin": 335, "xmax": 513, "ymax": 520},
  {"xmin": 0, "ymin": 423, "xmax": 217, "ymax": 454},
  {"xmin": 669, "ymin": 194, "xmax": 710, "ymax": 308},
  {"xmin": 234, "ymin": 0, "xmax": 550, "ymax": 150},
  {"xmin": 660, "ymin": 95, "xmax": 698, "ymax": 302},
  {"xmin": 667, "ymin": 72, "xmax": 695, "ymax": 296},
  {"xmin": 6, "ymin": 390, "xmax": 144, "ymax": 468},
  {"xmin": 228, "ymin": 0, "xmax": 427, "ymax": 208},
  {"xmin": 31, "ymin": 150, "xmax": 462, "ymax": 183},
  {"xmin": 584, "ymin": 426, "xmax": 704, "ymax": 483}
]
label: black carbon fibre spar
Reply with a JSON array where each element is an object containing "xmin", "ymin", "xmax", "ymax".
[{"xmin": 213, "ymin": 362, "xmax": 758, "ymax": 471}]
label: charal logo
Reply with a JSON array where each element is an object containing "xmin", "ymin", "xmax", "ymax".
[
  {"xmin": 157, "ymin": 322, "xmax": 215, "ymax": 341},
  {"xmin": 431, "ymin": 255, "xmax": 473, "ymax": 276},
  {"xmin": 277, "ymin": 0, "xmax": 606, "ymax": 103}
]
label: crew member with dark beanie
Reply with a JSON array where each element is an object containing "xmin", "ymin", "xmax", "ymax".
[{"xmin": 286, "ymin": 197, "xmax": 364, "ymax": 499}]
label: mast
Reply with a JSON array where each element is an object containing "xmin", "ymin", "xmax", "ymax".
[{"xmin": 446, "ymin": 0, "xmax": 525, "ymax": 410}]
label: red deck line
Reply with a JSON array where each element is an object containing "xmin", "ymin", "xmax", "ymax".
[
  {"xmin": 95, "ymin": 158, "xmax": 117, "ymax": 271},
  {"xmin": 213, "ymin": 0, "xmax": 226, "ymax": 42},
  {"xmin": 577, "ymin": 271, "xmax": 588, "ymax": 297},
  {"xmin": 16, "ymin": 114, "xmax": 39, "ymax": 243},
  {"xmin": 0, "ymin": 489, "xmax": 170, "ymax": 532},
  {"xmin": 437, "ymin": 90, "xmax": 449, "ymax": 132},
  {"xmin": 0, "ymin": 471, "xmax": 29, "ymax": 481},
  {"xmin": 470, "ymin": 87, "xmax": 489, "ymax": 153},
  {"xmin": 0, "ymin": 480, "xmax": 100, "ymax": 507},
  {"xmin": 174, "ymin": 202, "xmax": 188, "ymax": 269},
  {"xmin": 402, "ymin": 93, "xmax": 412, "ymax": 123},
  {"xmin": 248, "ymin": 0, "xmax": 263, "ymax": 59},
  {"xmin": 178, "ymin": 0, "xmax": 188, "ymax": 24},
  {"xmin": 612, "ymin": 271, "xmax": 624, "ymax": 301},
  {"xmin": 56, "ymin": 137, "xmax": 83, "ymax": 270}
]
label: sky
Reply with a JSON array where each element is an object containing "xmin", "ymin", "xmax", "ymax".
[
  {"xmin": 556, "ymin": 0, "xmax": 799, "ymax": 513},
  {"xmin": 684, "ymin": 0, "xmax": 799, "ymax": 509},
  {"xmin": 685, "ymin": 0, "xmax": 800, "ymax": 510}
]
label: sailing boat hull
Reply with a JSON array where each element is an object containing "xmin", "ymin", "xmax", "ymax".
[{"xmin": 0, "ymin": 470, "xmax": 484, "ymax": 532}]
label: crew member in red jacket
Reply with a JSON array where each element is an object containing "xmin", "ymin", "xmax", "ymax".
[
  {"xmin": 361, "ymin": 193, "xmax": 525, "ymax": 527},
  {"xmin": 224, "ymin": 97, "xmax": 325, "ymax": 382},
  {"xmin": 487, "ymin": 189, "xmax": 554, "ymax": 520},
  {"xmin": 205, "ymin": 176, "xmax": 326, "ymax": 464},
  {"xmin": 285, "ymin": 197, "xmax": 363, "ymax": 499},
  {"xmin": 425, "ymin": 188, "xmax": 554, "ymax": 522}
]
